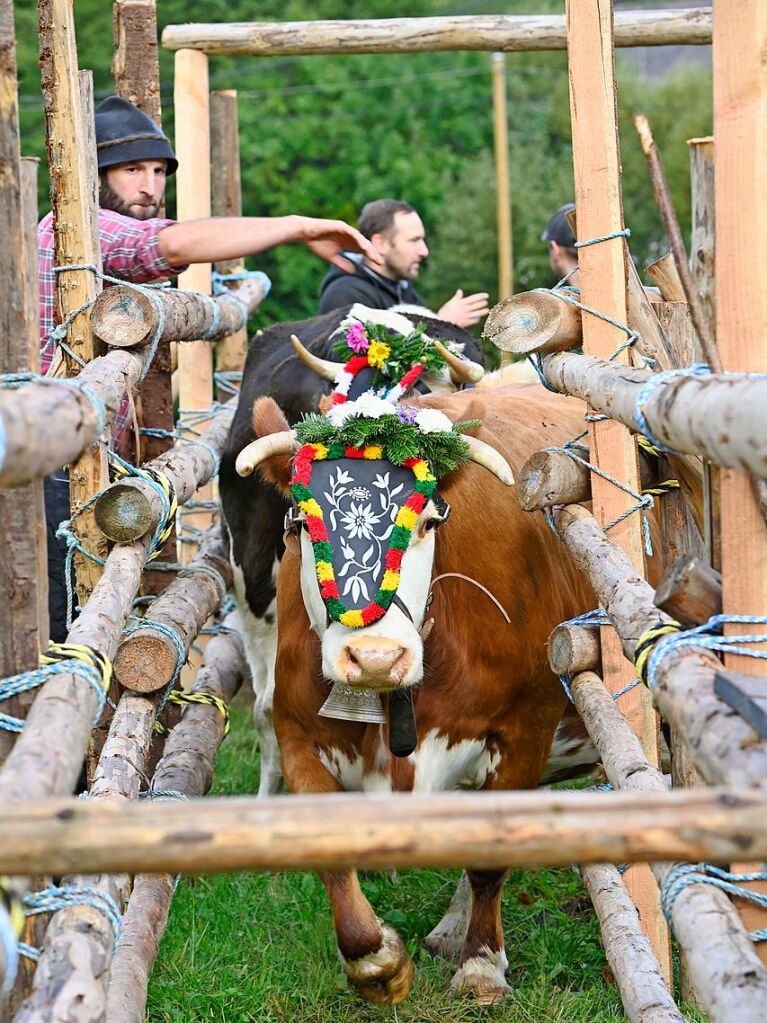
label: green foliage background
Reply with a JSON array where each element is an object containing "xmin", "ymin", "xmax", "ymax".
[{"xmin": 14, "ymin": 0, "xmax": 712, "ymax": 326}]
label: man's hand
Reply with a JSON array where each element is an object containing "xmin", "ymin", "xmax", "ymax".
[
  {"xmin": 296, "ymin": 216, "xmax": 383, "ymax": 272},
  {"xmin": 437, "ymin": 289, "xmax": 490, "ymax": 329}
]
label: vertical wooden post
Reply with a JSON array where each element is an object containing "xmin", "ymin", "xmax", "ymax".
[
  {"xmin": 712, "ymin": 0, "xmax": 767, "ymax": 963},
  {"xmin": 0, "ymin": 0, "xmax": 42, "ymax": 764},
  {"xmin": 112, "ymin": 0, "xmax": 175, "ymax": 468},
  {"xmin": 39, "ymin": 0, "xmax": 107, "ymax": 607},
  {"xmin": 210, "ymin": 89, "xmax": 249, "ymax": 389},
  {"xmin": 565, "ymin": 0, "xmax": 671, "ymax": 984},
  {"xmin": 175, "ymin": 48, "xmax": 213, "ymax": 563},
  {"xmin": 491, "ymin": 53, "xmax": 513, "ymax": 302}
]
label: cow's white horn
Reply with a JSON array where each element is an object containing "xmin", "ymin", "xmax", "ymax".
[
  {"xmin": 236, "ymin": 431, "xmax": 298, "ymax": 477},
  {"xmin": 433, "ymin": 339, "xmax": 485, "ymax": 385},
  {"xmin": 465, "ymin": 435, "xmax": 515, "ymax": 485},
  {"xmin": 290, "ymin": 334, "xmax": 341, "ymax": 382}
]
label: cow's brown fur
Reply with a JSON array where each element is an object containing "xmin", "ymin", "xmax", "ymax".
[{"xmin": 269, "ymin": 384, "xmax": 597, "ymax": 1004}]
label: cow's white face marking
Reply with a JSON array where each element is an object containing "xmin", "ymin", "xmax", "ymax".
[
  {"xmin": 413, "ymin": 731, "xmax": 501, "ymax": 793},
  {"xmin": 298, "ymin": 503, "xmax": 439, "ymax": 688}
]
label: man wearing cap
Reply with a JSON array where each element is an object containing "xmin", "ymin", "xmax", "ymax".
[
  {"xmin": 541, "ymin": 202, "xmax": 579, "ymax": 286},
  {"xmin": 39, "ymin": 95, "xmax": 383, "ymax": 642}
]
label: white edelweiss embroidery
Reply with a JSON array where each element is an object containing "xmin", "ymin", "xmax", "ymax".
[{"xmin": 341, "ymin": 501, "xmax": 380, "ymax": 541}]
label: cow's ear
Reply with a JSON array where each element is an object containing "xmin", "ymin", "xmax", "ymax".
[{"xmin": 250, "ymin": 397, "xmax": 294, "ymax": 494}]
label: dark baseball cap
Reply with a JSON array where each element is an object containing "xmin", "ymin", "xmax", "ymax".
[
  {"xmin": 541, "ymin": 203, "xmax": 576, "ymax": 248},
  {"xmin": 95, "ymin": 95, "xmax": 177, "ymax": 175}
]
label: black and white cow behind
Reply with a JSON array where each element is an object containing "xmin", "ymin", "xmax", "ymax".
[{"xmin": 219, "ymin": 304, "xmax": 485, "ymax": 795}]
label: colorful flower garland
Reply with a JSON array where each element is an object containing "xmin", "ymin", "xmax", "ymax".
[{"xmin": 290, "ymin": 441, "xmax": 437, "ymax": 629}]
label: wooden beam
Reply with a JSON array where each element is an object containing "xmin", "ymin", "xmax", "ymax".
[
  {"xmin": 713, "ymin": 0, "xmax": 767, "ymax": 960},
  {"xmin": 174, "ymin": 48, "xmax": 213, "ymax": 561},
  {"xmin": 39, "ymin": 0, "xmax": 108, "ymax": 608},
  {"xmin": 0, "ymin": 788, "xmax": 766, "ymax": 876},
  {"xmin": 565, "ymin": 0, "xmax": 669, "ymax": 978},
  {"xmin": 210, "ymin": 89, "xmax": 249, "ymax": 386},
  {"xmin": 0, "ymin": 0, "xmax": 42, "ymax": 764},
  {"xmin": 161, "ymin": 10, "xmax": 713, "ymax": 56},
  {"xmin": 491, "ymin": 53, "xmax": 512, "ymax": 301}
]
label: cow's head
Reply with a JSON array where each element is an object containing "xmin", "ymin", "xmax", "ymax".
[
  {"xmin": 289, "ymin": 314, "xmax": 484, "ymax": 408},
  {"xmin": 236, "ymin": 394, "xmax": 513, "ymax": 695}
]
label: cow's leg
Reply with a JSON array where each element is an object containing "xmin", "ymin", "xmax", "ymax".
[
  {"xmin": 449, "ymin": 868, "xmax": 511, "ymax": 1005},
  {"xmin": 322, "ymin": 870, "xmax": 414, "ymax": 1005},
  {"xmin": 425, "ymin": 871, "xmax": 471, "ymax": 961}
]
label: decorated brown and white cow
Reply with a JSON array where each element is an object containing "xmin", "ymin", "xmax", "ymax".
[{"xmin": 234, "ymin": 381, "xmax": 595, "ymax": 1005}]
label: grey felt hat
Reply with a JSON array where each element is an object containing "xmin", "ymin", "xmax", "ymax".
[
  {"xmin": 95, "ymin": 95, "xmax": 177, "ymax": 175},
  {"xmin": 541, "ymin": 203, "xmax": 576, "ymax": 248}
]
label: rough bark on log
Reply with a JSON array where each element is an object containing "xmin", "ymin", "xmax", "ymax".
[
  {"xmin": 581, "ymin": 864, "xmax": 685, "ymax": 1023},
  {"xmin": 161, "ymin": 10, "xmax": 713, "ymax": 55},
  {"xmin": 13, "ymin": 695, "xmax": 155, "ymax": 1023},
  {"xmin": 91, "ymin": 277, "xmax": 266, "ymax": 349},
  {"xmin": 516, "ymin": 443, "xmax": 656, "ymax": 511},
  {"xmin": 0, "ymin": 348, "xmax": 145, "ymax": 487},
  {"xmin": 548, "ymin": 623, "xmax": 600, "ymax": 677},
  {"xmin": 0, "ymin": 787, "xmax": 765, "ymax": 876},
  {"xmin": 571, "ymin": 670, "xmax": 767, "ymax": 1023},
  {"xmin": 645, "ymin": 254, "xmax": 685, "ymax": 303},
  {"xmin": 113, "ymin": 524, "xmax": 232, "ymax": 692},
  {"xmin": 106, "ymin": 615, "xmax": 245, "ymax": 1023},
  {"xmin": 0, "ymin": 538, "xmax": 149, "ymax": 803},
  {"xmin": 93, "ymin": 397, "xmax": 236, "ymax": 543},
  {"xmin": 482, "ymin": 289, "xmax": 582, "ymax": 355},
  {"xmin": 553, "ymin": 504, "xmax": 767, "ymax": 789},
  {"xmin": 541, "ymin": 351, "xmax": 767, "ymax": 479},
  {"xmin": 654, "ymin": 556, "xmax": 722, "ymax": 627}
]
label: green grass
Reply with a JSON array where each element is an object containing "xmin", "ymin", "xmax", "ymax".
[{"xmin": 146, "ymin": 700, "xmax": 702, "ymax": 1023}]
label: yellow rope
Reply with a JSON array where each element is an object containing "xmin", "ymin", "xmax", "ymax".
[
  {"xmin": 0, "ymin": 878, "xmax": 24, "ymax": 937},
  {"xmin": 112, "ymin": 462, "xmax": 178, "ymax": 559},
  {"xmin": 163, "ymin": 690, "xmax": 230, "ymax": 735},
  {"xmin": 40, "ymin": 642, "xmax": 112, "ymax": 691},
  {"xmin": 634, "ymin": 621, "xmax": 682, "ymax": 684}
]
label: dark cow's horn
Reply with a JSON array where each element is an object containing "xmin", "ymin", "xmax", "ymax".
[
  {"xmin": 433, "ymin": 339, "xmax": 485, "ymax": 385},
  {"xmin": 465, "ymin": 435, "xmax": 514, "ymax": 485},
  {"xmin": 236, "ymin": 431, "xmax": 298, "ymax": 477},
  {"xmin": 290, "ymin": 334, "xmax": 341, "ymax": 382}
]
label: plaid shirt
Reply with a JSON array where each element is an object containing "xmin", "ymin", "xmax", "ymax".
[{"xmin": 38, "ymin": 208, "xmax": 187, "ymax": 440}]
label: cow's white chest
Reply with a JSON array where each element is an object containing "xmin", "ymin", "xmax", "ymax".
[{"xmin": 319, "ymin": 729, "xmax": 500, "ymax": 794}]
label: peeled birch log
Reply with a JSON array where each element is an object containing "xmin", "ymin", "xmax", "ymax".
[
  {"xmin": 517, "ymin": 442, "xmax": 656, "ymax": 511},
  {"xmin": 645, "ymin": 253, "xmax": 686, "ymax": 302},
  {"xmin": 548, "ymin": 622, "xmax": 600, "ymax": 676},
  {"xmin": 0, "ymin": 538, "xmax": 148, "ymax": 803},
  {"xmin": 482, "ymin": 290, "xmax": 581, "ymax": 354},
  {"xmin": 553, "ymin": 504, "xmax": 767, "ymax": 790},
  {"xmin": 91, "ymin": 276, "xmax": 266, "ymax": 348},
  {"xmin": 654, "ymin": 555, "xmax": 722, "ymax": 627},
  {"xmin": 0, "ymin": 787, "xmax": 765, "ymax": 876},
  {"xmin": 106, "ymin": 615, "xmax": 245, "ymax": 1023},
  {"xmin": 581, "ymin": 864, "xmax": 686, "ymax": 1023},
  {"xmin": 571, "ymin": 670, "xmax": 767, "ymax": 1023},
  {"xmin": 13, "ymin": 694, "xmax": 155, "ymax": 1023},
  {"xmin": 0, "ymin": 348, "xmax": 145, "ymax": 487},
  {"xmin": 541, "ymin": 351, "xmax": 767, "ymax": 479},
  {"xmin": 94, "ymin": 397, "xmax": 236, "ymax": 543},
  {"xmin": 113, "ymin": 524, "xmax": 232, "ymax": 692},
  {"xmin": 161, "ymin": 10, "xmax": 712, "ymax": 55}
]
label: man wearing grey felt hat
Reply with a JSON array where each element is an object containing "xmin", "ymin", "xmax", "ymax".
[{"xmin": 541, "ymin": 202, "xmax": 580, "ymax": 286}]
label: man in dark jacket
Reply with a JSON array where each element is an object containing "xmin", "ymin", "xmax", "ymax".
[{"xmin": 318, "ymin": 198, "xmax": 489, "ymax": 329}]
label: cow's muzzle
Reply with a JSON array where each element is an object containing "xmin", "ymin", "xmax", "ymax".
[{"xmin": 339, "ymin": 635, "xmax": 410, "ymax": 689}]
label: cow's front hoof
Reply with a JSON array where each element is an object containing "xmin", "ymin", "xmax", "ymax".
[
  {"xmin": 449, "ymin": 947, "xmax": 512, "ymax": 1005},
  {"xmin": 339, "ymin": 923, "xmax": 414, "ymax": 1005}
]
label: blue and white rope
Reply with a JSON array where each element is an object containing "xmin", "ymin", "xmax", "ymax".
[
  {"xmin": 661, "ymin": 863, "xmax": 767, "ymax": 942},
  {"xmin": 556, "ymin": 609, "xmax": 641, "ymax": 705},
  {"xmin": 123, "ymin": 616, "xmax": 187, "ymax": 692},
  {"xmin": 633, "ymin": 364, "xmax": 712, "ymax": 454},
  {"xmin": 646, "ymin": 614, "xmax": 767, "ymax": 690},
  {"xmin": 23, "ymin": 885, "xmax": 122, "ymax": 954},
  {"xmin": 0, "ymin": 659, "xmax": 107, "ymax": 733}
]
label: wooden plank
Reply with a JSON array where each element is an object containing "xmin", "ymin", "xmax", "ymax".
[
  {"xmin": 715, "ymin": 673, "xmax": 767, "ymax": 741},
  {"xmin": 0, "ymin": 0, "xmax": 42, "ymax": 767},
  {"xmin": 565, "ymin": 0, "xmax": 670, "ymax": 983},
  {"xmin": 160, "ymin": 11, "xmax": 714, "ymax": 56},
  {"xmin": 39, "ymin": 0, "xmax": 107, "ymax": 608},
  {"xmin": 713, "ymin": 0, "xmax": 767, "ymax": 959},
  {"xmin": 174, "ymin": 48, "xmax": 213, "ymax": 563},
  {"xmin": 491, "ymin": 53, "xmax": 512, "ymax": 302},
  {"xmin": 210, "ymin": 89, "xmax": 249, "ymax": 387}
]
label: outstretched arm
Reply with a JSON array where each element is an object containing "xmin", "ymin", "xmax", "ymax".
[
  {"xmin": 437, "ymin": 288, "xmax": 490, "ymax": 329},
  {"xmin": 157, "ymin": 214, "xmax": 382, "ymax": 271}
]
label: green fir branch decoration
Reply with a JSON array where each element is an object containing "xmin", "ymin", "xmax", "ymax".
[
  {"xmin": 295, "ymin": 412, "xmax": 481, "ymax": 479},
  {"xmin": 332, "ymin": 321, "xmax": 455, "ymax": 385}
]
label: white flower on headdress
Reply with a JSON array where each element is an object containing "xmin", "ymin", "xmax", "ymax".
[
  {"xmin": 340, "ymin": 501, "xmax": 380, "ymax": 540},
  {"xmin": 414, "ymin": 408, "xmax": 453, "ymax": 434},
  {"xmin": 326, "ymin": 393, "xmax": 397, "ymax": 427}
]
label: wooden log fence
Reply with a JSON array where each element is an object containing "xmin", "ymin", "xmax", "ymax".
[
  {"xmin": 160, "ymin": 10, "xmax": 712, "ymax": 56},
  {"xmin": 90, "ymin": 275, "xmax": 267, "ymax": 349},
  {"xmin": 113, "ymin": 524, "xmax": 232, "ymax": 692}
]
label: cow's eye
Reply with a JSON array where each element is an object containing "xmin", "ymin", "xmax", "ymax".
[{"xmin": 424, "ymin": 517, "xmax": 440, "ymax": 532}]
